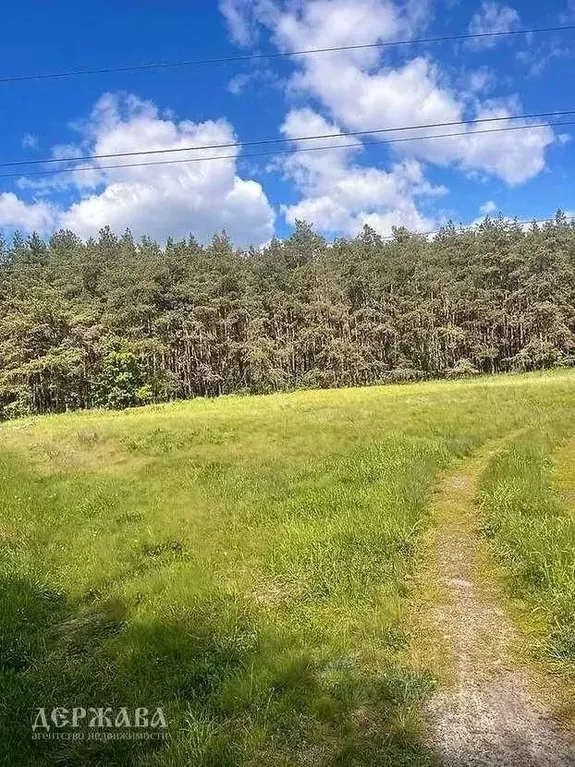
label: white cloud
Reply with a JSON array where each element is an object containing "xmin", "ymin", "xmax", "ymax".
[
  {"xmin": 559, "ymin": 0, "xmax": 575, "ymax": 23},
  {"xmin": 442, "ymin": 100, "xmax": 554, "ymax": 186},
  {"xmin": 516, "ymin": 42, "xmax": 571, "ymax": 78},
  {"xmin": 480, "ymin": 200, "xmax": 498, "ymax": 214},
  {"xmin": 467, "ymin": 204, "xmax": 575, "ymax": 231},
  {"xmin": 218, "ymin": 0, "xmax": 254, "ymax": 46},
  {"xmin": 17, "ymin": 142, "xmax": 105, "ymax": 192},
  {"xmin": 278, "ymin": 108, "xmax": 442, "ymax": 236},
  {"xmin": 0, "ymin": 93, "xmax": 275, "ymax": 246},
  {"xmin": 275, "ymin": 0, "xmax": 403, "ymax": 56},
  {"xmin": 223, "ymin": 0, "xmax": 556, "ymax": 187},
  {"xmin": 218, "ymin": 0, "xmax": 278, "ymax": 46},
  {"xmin": 467, "ymin": 2, "xmax": 520, "ymax": 49},
  {"xmin": 466, "ymin": 67, "xmax": 496, "ymax": 93},
  {"xmin": 227, "ymin": 68, "xmax": 280, "ymax": 96},
  {"xmin": 0, "ymin": 192, "xmax": 55, "ymax": 230},
  {"xmin": 22, "ymin": 133, "xmax": 39, "ymax": 150},
  {"xmin": 228, "ymin": 73, "xmax": 252, "ymax": 95}
]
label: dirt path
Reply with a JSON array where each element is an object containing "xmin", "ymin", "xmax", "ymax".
[{"xmin": 425, "ymin": 441, "xmax": 575, "ymax": 767}]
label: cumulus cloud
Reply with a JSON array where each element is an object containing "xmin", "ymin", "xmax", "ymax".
[
  {"xmin": 0, "ymin": 93, "xmax": 275, "ymax": 246},
  {"xmin": 428, "ymin": 99, "xmax": 554, "ymax": 186},
  {"xmin": 219, "ymin": 0, "xmax": 257, "ymax": 46},
  {"xmin": 0, "ymin": 192, "xmax": 55, "ymax": 230},
  {"xmin": 278, "ymin": 108, "xmax": 443, "ymax": 236},
  {"xmin": 467, "ymin": 2, "xmax": 520, "ymax": 49},
  {"xmin": 218, "ymin": 0, "xmax": 278, "ymax": 46},
  {"xmin": 221, "ymin": 0, "xmax": 556, "ymax": 187}
]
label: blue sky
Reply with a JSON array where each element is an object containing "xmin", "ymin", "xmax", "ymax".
[{"xmin": 0, "ymin": 0, "xmax": 574, "ymax": 245}]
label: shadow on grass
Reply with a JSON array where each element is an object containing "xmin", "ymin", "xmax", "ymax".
[{"xmin": 1, "ymin": 576, "xmax": 437, "ymax": 766}]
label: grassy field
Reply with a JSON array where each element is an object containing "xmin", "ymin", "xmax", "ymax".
[
  {"xmin": 1, "ymin": 370, "xmax": 574, "ymax": 765},
  {"xmin": 478, "ymin": 422, "xmax": 575, "ymax": 675}
]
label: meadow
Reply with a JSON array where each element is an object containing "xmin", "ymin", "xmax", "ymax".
[{"xmin": 1, "ymin": 370, "xmax": 574, "ymax": 765}]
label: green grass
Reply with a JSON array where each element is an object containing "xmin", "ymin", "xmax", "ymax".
[
  {"xmin": 1, "ymin": 370, "xmax": 574, "ymax": 765},
  {"xmin": 477, "ymin": 420, "xmax": 575, "ymax": 674}
]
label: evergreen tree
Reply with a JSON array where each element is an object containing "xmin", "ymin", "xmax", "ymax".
[{"xmin": 0, "ymin": 213, "xmax": 573, "ymax": 418}]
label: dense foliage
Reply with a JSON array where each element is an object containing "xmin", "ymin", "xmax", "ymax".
[{"xmin": 1, "ymin": 213, "xmax": 574, "ymax": 417}]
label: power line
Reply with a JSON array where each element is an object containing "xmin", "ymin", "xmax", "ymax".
[
  {"xmin": 1, "ymin": 109, "xmax": 573, "ymax": 170},
  {"xmin": 3, "ymin": 120, "xmax": 574, "ymax": 182},
  {"xmin": 1, "ymin": 24, "xmax": 574, "ymax": 84}
]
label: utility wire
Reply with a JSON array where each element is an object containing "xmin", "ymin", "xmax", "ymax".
[
  {"xmin": 3, "ymin": 120, "xmax": 573, "ymax": 182},
  {"xmin": 1, "ymin": 109, "xmax": 573, "ymax": 170},
  {"xmin": 1, "ymin": 24, "xmax": 574, "ymax": 83}
]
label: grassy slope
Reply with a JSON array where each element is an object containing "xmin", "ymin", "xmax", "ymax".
[{"xmin": 1, "ymin": 370, "xmax": 574, "ymax": 766}]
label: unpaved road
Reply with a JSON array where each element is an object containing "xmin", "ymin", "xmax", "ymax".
[{"xmin": 425, "ymin": 444, "xmax": 575, "ymax": 766}]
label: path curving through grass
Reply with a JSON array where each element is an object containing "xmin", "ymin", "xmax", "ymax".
[
  {"xmin": 1, "ymin": 371, "xmax": 574, "ymax": 764},
  {"xmin": 424, "ymin": 440, "xmax": 575, "ymax": 766}
]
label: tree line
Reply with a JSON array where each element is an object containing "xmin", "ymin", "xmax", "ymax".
[{"xmin": 0, "ymin": 213, "xmax": 573, "ymax": 418}]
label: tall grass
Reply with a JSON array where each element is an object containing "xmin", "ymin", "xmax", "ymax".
[
  {"xmin": 477, "ymin": 419, "xmax": 575, "ymax": 672},
  {"xmin": 0, "ymin": 370, "xmax": 574, "ymax": 765}
]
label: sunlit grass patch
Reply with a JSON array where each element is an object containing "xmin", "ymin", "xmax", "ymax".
[
  {"xmin": 0, "ymin": 369, "xmax": 574, "ymax": 764},
  {"xmin": 477, "ymin": 424, "xmax": 575, "ymax": 673}
]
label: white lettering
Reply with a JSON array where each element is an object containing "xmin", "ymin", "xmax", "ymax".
[
  {"xmin": 114, "ymin": 708, "xmax": 131, "ymax": 728},
  {"xmin": 71, "ymin": 708, "xmax": 86, "ymax": 728},
  {"xmin": 150, "ymin": 708, "xmax": 167, "ymax": 729},
  {"xmin": 31, "ymin": 709, "xmax": 50, "ymax": 732},
  {"xmin": 51, "ymin": 708, "xmax": 69, "ymax": 728},
  {"xmin": 134, "ymin": 707, "xmax": 149, "ymax": 727},
  {"xmin": 88, "ymin": 707, "xmax": 113, "ymax": 728}
]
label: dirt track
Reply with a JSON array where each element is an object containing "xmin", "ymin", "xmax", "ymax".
[{"xmin": 425, "ymin": 445, "xmax": 575, "ymax": 766}]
